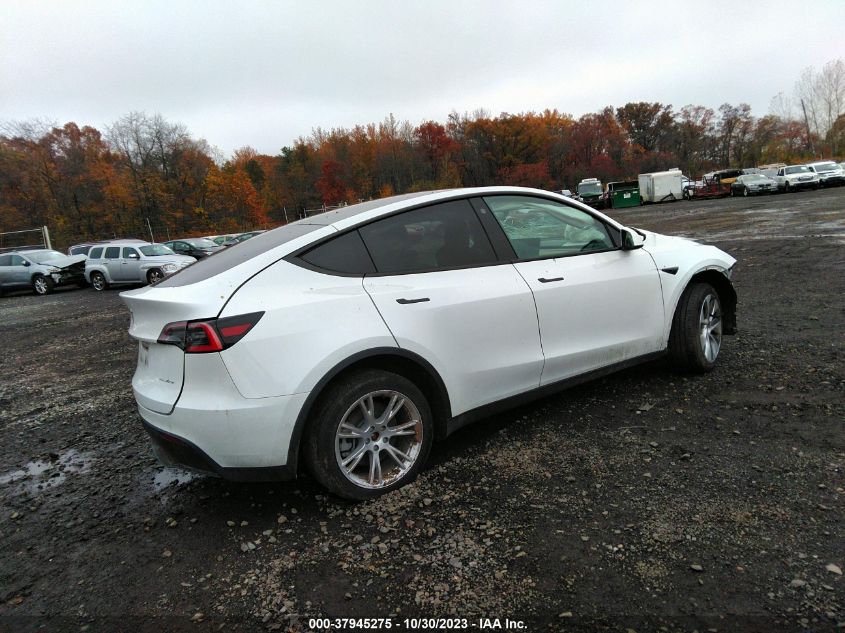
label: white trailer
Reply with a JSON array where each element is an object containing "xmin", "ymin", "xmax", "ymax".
[{"xmin": 638, "ymin": 169, "xmax": 683, "ymax": 203}]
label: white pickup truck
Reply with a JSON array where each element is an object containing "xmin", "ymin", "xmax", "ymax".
[{"xmin": 774, "ymin": 165, "xmax": 820, "ymax": 192}]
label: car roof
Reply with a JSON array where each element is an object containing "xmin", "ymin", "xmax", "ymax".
[
  {"xmin": 92, "ymin": 241, "xmax": 153, "ymax": 247},
  {"xmin": 155, "ymin": 186, "xmax": 625, "ymax": 289}
]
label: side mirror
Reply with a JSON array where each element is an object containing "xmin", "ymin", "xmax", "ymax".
[
  {"xmin": 621, "ymin": 229, "xmax": 644, "ymax": 250},
  {"xmin": 23, "ymin": 260, "xmax": 31, "ymax": 267},
  {"xmin": 128, "ymin": 253, "xmax": 139, "ymax": 259}
]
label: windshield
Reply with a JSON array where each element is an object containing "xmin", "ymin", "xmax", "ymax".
[
  {"xmin": 785, "ymin": 166, "xmax": 810, "ymax": 174},
  {"xmin": 577, "ymin": 183, "xmax": 602, "ymax": 195},
  {"xmin": 744, "ymin": 175, "xmax": 767, "ymax": 182},
  {"xmin": 811, "ymin": 162, "xmax": 837, "ymax": 172},
  {"xmin": 139, "ymin": 244, "xmax": 176, "ymax": 256},
  {"xmin": 26, "ymin": 250, "xmax": 66, "ymax": 264},
  {"xmin": 185, "ymin": 238, "xmax": 218, "ymax": 248}
]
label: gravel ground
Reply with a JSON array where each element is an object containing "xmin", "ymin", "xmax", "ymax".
[{"xmin": 0, "ymin": 188, "xmax": 843, "ymax": 633}]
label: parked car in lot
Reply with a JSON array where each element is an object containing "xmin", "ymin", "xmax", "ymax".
[
  {"xmin": 774, "ymin": 165, "xmax": 820, "ymax": 192},
  {"xmin": 576, "ymin": 178, "xmax": 604, "ymax": 208},
  {"xmin": 220, "ymin": 230, "xmax": 267, "ymax": 247},
  {"xmin": 85, "ymin": 241, "xmax": 195, "ymax": 290},
  {"xmin": 0, "ymin": 249, "xmax": 87, "ymax": 296},
  {"xmin": 806, "ymin": 160, "xmax": 845, "ymax": 187},
  {"xmin": 163, "ymin": 238, "xmax": 223, "ymax": 259},
  {"xmin": 121, "ymin": 186, "xmax": 738, "ymax": 500},
  {"xmin": 730, "ymin": 173, "xmax": 778, "ymax": 196},
  {"xmin": 206, "ymin": 234, "xmax": 240, "ymax": 246},
  {"xmin": 67, "ymin": 238, "xmax": 148, "ymax": 257}
]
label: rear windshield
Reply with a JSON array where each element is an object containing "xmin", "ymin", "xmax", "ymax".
[
  {"xmin": 156, "ymin": 222, "xmax": 323, "ymax": 287},
  {"xmin": 811, "ymin": 162, "xmax": 837, "ymax": 171}
]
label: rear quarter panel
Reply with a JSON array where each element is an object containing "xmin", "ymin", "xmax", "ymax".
[{"xmin": 218, "ymin": 260, "xmax": 397, "ymax": 399}]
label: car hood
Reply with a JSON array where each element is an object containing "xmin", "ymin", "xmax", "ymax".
[{"xmin": 43, "ymin": 254, "xmax": 87, "ymax": 270}]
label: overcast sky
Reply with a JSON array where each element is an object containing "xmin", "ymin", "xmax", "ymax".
[{"xmin": 2, "ymin": 0, "xmax": 843, "ymax": 156}]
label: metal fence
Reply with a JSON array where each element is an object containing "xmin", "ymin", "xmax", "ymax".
[{"xmin": 0, "ymin": 227, "xmax": 51, "ymax": 253}]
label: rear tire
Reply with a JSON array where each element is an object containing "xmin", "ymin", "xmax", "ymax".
[
  {"xmin": 742, "ymin": 187, "xmax": 750, "ymax": 197},
  {"xmin": 668, "ymin": 282, "xmax": 723, "ymax": 373},
  {"xmin": 304, "ymin": 370, "xmax": 433, "ymax": 500},
  {"xmin": 32, "ymin": 274, "xmax": 54, "ymax": 296},
  {"xmin": 90, "ymin": 272, "xmax": 108, "ymax": 291}
]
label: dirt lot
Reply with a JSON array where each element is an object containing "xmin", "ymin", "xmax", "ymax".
[{"xmin": 1, "ymin": 188, "xmax": 843, "ymax": 633}]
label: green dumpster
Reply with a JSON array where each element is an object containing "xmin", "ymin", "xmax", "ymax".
[{"xmin": 606, "ymin": 181, "xmax": 641, "ymax": 208}]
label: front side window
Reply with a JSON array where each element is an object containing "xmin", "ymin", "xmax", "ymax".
[
  {"xmin": 10, "ymin": 255, "xmax": 25, "ymax": 265},
  {"xmin": 122, "ymin": 247, "xmax": 139, "ymax": 258},
  {"xmin": 358, "ymin": 199, "xmax": 497, "ymax": 274},
  {"xmin": 483, "ymin": 195, "xmax": 615, "ymax": 260}
]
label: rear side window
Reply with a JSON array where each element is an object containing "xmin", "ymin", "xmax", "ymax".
[
  {"xmin": 89, "ymin": 247, "xmax": 103, "ymax": 259},
  {"xmin": 358, "ymin": 200, "xmax": 497, "ymax": 274},
  {"xmin": 104, "ymin": 247, "xmax": 120, "ymax": 259},
  {"xmin": 0, "ymin": 255, "xmax": 11, "ymax": 266},
  {"xmin": 300, "ymin": 231, "xmax": 375, "ymax": 274}
]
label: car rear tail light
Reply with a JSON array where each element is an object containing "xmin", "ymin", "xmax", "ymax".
[{"xmin": 157, "ymin": 312, "xmax": 264, "ymax": 353}]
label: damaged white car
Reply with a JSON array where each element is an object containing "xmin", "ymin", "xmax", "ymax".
[{"xmin": 121, "ymin": 187, "xmax": 737, "ymax": 499}]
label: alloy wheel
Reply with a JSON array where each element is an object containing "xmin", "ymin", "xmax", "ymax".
[
  {"xmin": 334, "ymin": 390, "xmax": 423, "ymax": 489},
  {"xmin": 699, "ymin": 294, "xmax": 722, "ymax": 363},
  {"xmin": 34, "ymin": 277, "xmax": 48, "ymax": 294}
]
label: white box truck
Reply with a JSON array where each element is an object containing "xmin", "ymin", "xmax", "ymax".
[{"xmin": 638, "ymin": 169, "xmax": 683, "ymax": 203}]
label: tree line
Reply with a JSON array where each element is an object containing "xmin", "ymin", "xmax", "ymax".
[{"xmin": 1, "ymin": 59, "xmax": 843, "ymax": 249}]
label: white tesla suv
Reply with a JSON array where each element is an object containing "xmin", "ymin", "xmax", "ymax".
[{"xmin": 121, "ymin": 187, "xmax": 737, "ymax": 499}]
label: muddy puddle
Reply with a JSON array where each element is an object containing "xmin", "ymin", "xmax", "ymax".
[{"xmin": 0, "ymin": 448, "xmax": 95, "ymax": 495}]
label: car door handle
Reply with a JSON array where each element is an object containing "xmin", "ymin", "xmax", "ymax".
[
  {"xmin": 538, "ymin": 277, "xmax": 564, "ymax": 283},
  {"xmin": 396, "ymin": 297, "xmax": 430, "ymax": 304}
]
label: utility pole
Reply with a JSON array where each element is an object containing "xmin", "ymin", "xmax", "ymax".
[
  {"xmin": 145, "ymin": 218, "xmax": 155, "ymax": 243},
  {"xmin": 800, "ymin": 99, "xmax": 815, "ymax": 156}
]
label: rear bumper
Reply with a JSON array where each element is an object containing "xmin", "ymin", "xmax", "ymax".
[
  {"xmin": 141, "ymin": 418, "xmax": 296, "ymax": 481},
  {"xmin": 135, "ymin": 362, "xmax": 309, "ymax": 478}
]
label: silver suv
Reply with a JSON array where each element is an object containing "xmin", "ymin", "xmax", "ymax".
[{"xmin": 85, "ymin": 241, "xmax": 195, "ymax": 291}]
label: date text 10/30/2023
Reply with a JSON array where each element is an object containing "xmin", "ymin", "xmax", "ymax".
[{"xmin": 307, "ymin": 618, "xmax": 527, "ymax": 630}]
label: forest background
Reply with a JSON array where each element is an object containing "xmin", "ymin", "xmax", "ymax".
[{"xmin": 1, "ymin": 58, "xmax": 843, "ymax": 248}]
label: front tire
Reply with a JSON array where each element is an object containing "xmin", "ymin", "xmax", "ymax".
[
  {"xmin": 304, "ymin": 370, "xmax": 434, "ymax": 500},
  {"xmin": 147, "ymin": 269, "xmax": 164, "ymax": 285},
  {"xmin": 90, "ymin": 272, "xmax": 108, "ymax": 291},
  {"xmin": 32, "ymin": 275, "xmax": 54, "ymax": 296},
  {"xmin": 742, "ymin": 187, "xmax": 750, "ymax": 197},
  {"xmin": 668, "ymin": 282, "xmax": 723, "ymax": 373}
]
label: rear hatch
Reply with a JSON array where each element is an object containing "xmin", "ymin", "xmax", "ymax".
[
  {"xmin": 120, "ymin": 222, "xmax": 336, "ymax": 414},
  {"xmin": 121, "ymin": 278, "xmax": 233, "ymax": 414}
]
